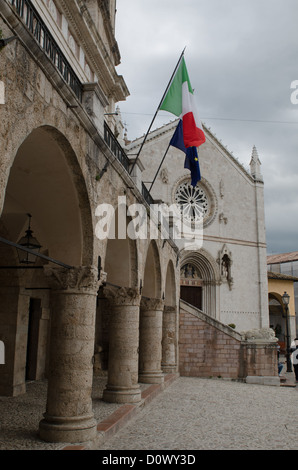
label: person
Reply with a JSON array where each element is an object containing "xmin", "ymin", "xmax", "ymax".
[
  {"xmin": 290, "ymin": 338, "xmax": 298, "ymax": 383},
  {"xmin": 277, "ymin": 344, "xmax": 284, "ymax": 376},
  {"xmin": 278, "ymin": 361, "xmax": 284, "ymax": 376}
]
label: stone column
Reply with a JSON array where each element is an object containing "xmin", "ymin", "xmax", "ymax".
[
  {"xmin": 39, "ymin": 266, "xmax": 99, "ymax": 443},
  {"xmin": 139, "ymin": 297, "xmax": 164, "ymax": 384},
  {"xmin": 162, "ymin": 305, "xmax": 178, "ymax": 373},
  {"xmin": 102, "ymin": 286, "xmax": 141, "ymax": 404}
]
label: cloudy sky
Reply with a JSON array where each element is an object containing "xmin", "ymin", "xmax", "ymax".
[{"xmin": 114, "ymin": 0, "xmax": 298, "ymax": 255}]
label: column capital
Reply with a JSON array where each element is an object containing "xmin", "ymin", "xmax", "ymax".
[
  {"xmin": 103, "ymin": 285, "xmax": 141, "ymax": 306},
  {"xmin": 141, "ymin": 297, "xmax": 164, "ymax": 311},
  {"xmin": 164, "ymin": 305, "xmax": 177, "ymax": 312},
  {"xmin": 44, "ymin": 266, "xmax": 99, "ymax": 293}
]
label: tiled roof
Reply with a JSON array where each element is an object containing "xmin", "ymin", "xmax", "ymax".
[
  {"xmin": 267, "ymin": 271, "xmax": 298, "ymax": 281},
  {"xmin": 267, "ymin": 252, "xmax": 298, "ymax": 264}
]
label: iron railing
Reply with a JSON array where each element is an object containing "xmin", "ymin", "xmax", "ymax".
[
  {"xmin": 9, "ymin": 0, "xmax": 83, "ymax": 101},
  {"xmin": 142, "ymin": 182, "xmax": 154, "ymax": 206},
  {"xmin": 104, "ymin": 121, "xmax": 130, "ymax": 172}
]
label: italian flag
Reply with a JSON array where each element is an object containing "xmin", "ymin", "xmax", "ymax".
[{"xmin": 160, "ymin": 57, "xmax": 205, "ymax": 148}]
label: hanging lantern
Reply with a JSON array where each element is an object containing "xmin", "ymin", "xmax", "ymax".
[{"xmin": 17, "ymin": 214, "xmax": 41, "ymax": 264}]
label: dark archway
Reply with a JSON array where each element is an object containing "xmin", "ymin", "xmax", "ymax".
[
  {"xmin": 142, "ymin": 240, "xmax": 162, "ymax": 299},
  {"xmin": 164, "ymin": 259, "xmax": 176, "ymax": 307},
  {"xmin": 0, "ymin": 126, "xmax": 94, "ymax": 396},
  {"xmin": 94, "ymin": 205, "xmax": 138, "ymax": 373}
]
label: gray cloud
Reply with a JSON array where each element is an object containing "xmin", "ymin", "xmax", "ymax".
[{"xmin": 115, "ymin": 0, "xmax": 298, "ymax": 254}]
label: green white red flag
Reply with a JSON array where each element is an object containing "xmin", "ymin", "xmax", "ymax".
[{"xmin": 160, "ymin": 57, "xmax": 205, "ymax": 148}]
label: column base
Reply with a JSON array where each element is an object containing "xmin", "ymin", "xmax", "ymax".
[
  {"xmin": 162, "ymin": 364, "xmax": 177, "ymax": 374},
  {"xmin": 139, "ymin": 372, "xmax": 164, "ymax": 384},
  {"xmin": 39, "ymin": 413, "xmax": 97, "ymax": 443},
  {"xmin": 245, "ymin": 376, "xmax": 281, "ymax": 386},
  {"xmin": 102, "ymin": 385, "xmax": 142, "ymax": 404}
]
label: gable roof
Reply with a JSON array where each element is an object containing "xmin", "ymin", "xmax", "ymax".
[{"xmin": 126, "ymin": 119, "xmax": 253, "ymax": 180}]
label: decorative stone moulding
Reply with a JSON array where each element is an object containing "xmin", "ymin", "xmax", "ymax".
[
  {"xmin": 103, "ymin": 285, "xmax": 141, "ymax": 306},
  {"xmin": 44, "ymin": 266, "xmax": 99, "ymax": 293},
  {"xmin": 241, "ymin": 327, "xmax": 278, "ymax": 343}
]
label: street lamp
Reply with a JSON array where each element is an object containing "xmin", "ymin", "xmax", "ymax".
[{"xmin": 282, "ymin": 291, "xmax": 292, "ymax": 373}]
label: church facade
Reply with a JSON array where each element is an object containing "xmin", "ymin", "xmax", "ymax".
[{"xmin": 126, "ymin": 120, "xmax": 269, "ymax": 332}]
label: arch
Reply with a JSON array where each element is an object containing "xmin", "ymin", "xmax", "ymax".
[
  {"xmin": 164, "ymin": 259, "xmax": 177, "ymax": 307},
  {"xmin": 103, "ymin": 204, "xmax": 138, "ymax": 289},
  {"xmin": 1, "ymin": 126, "xmax": 94, "ymax": 266},
  {"xmin": 268, "ymin": 292, "xmax": 285, "ymax": 348},
  {"xmin": 142, "ymin": 240, "xmax": 162, "ymax": 299},
  {"xmin": 181, "ymin": 248, "xmax": 220, "ymax": 283},
  {"xmin": 269, "ymin": 292, "xmax": 284, "ymax": 308},
  {"xmin": 180, "ymin": 248, "xmax": 220, "ymax": 317},
  {"xmin": 94, "ymin": 203, "xmax": 138, "ymax": 373},
  {"xmin": 0, "ymin": 126, "xmax": 94, "ymax": 395}
]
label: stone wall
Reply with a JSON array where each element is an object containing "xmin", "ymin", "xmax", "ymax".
[{"xmin": 179, "ymin": 301, "xmax": 278, "ymax": 382}]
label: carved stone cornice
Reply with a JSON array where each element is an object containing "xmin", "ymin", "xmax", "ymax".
[
  {"xmin": 44, "ymin": 266, "xmax": 99, "ymax": 293},
  {"xmin": 103, "ymin": 285, "xmax": 141, "ymax": 307},
  {"xmin": 57, "ymin": 0, "xmax": 129, "ymax": 101},
  {"xmin": 140, "ymin": 297, "xmax": 164, "ymax": 311}
]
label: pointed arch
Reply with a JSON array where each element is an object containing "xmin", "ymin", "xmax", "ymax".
[{"xmin": 180, "ymin": 248, "xmax": 220, "ymax": 317}]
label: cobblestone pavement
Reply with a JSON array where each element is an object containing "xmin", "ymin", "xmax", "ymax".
[
  {"xmin": 0, "ymin": 374, "xmax": 297, "ymax": 451},
  {"xmin": 99, "ymin": 376, "xmax": 298, "ymax": 451}
]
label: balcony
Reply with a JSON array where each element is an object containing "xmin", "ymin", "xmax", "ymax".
[
  {"xmin": 142, "ymin": 182, "xmax": 154, "ymax": 206},
  {"xmin": 104, "ymin": 123, "xmax": 156, "ymax": 208},
  {"xmin": 9, "ymin": 0, "xmax": 83, "ymax": 101},
  {"xmin": 103, "ymin": 121, "xmax": 130, "ymax": 173}
]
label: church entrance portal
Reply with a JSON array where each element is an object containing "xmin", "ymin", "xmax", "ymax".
[{"xmin": 180, "ymin": 263, "xmax": 203, "ymax": 310}]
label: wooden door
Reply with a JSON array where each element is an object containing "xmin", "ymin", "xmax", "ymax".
[{"xmin": 180, "ymin": 286, "xmax": 202, "ymax": 310}]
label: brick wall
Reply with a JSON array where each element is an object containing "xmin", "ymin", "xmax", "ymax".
[{"xmin": 179, "ymin": 301, "xmax": 278, "ymax": 380}]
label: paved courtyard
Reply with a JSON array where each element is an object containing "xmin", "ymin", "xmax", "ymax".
[
  {"xmin": 0, "ymin": 373, "xmax": 297, "ymax": 451},
  {"xmin": 99, "ymin": 376, "xmax": 298, "ymax": 451}
]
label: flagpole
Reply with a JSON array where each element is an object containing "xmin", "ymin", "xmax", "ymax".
[
  {"xmin": 129, "ymin": 47, "xmax": 186, "ymax": 176},
  {"xmin": 149, "ymin": 142, "xmax": 171, "ymax": 192}
]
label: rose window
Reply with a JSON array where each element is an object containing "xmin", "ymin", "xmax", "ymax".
[{"xmin": 174, "ymin": 182, "xmax": 209, "ymax": 223}]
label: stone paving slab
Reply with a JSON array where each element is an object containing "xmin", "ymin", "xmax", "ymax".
[{"xmin": 0, "ymin": 373, "xmax": 297, "ymax": 451}]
